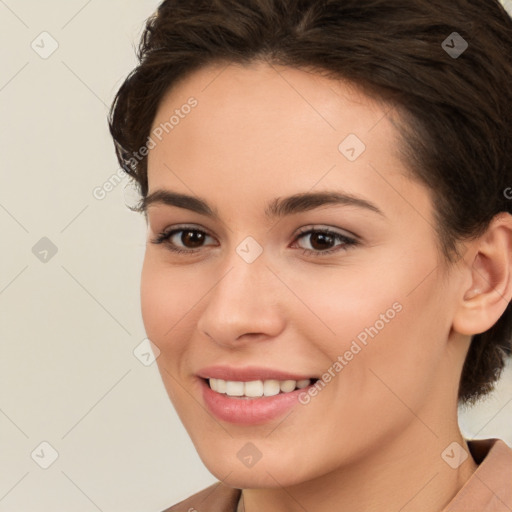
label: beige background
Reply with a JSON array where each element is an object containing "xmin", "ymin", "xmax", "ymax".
[{"xmin": 1, "ymin": 1, "xmax": 511, "ymax": 511}]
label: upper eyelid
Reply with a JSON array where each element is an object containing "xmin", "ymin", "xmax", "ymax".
[
  {"xmin": 295, "ymin": 225, "xmax": 358, "ymax": 239},
  {"xmin": 158, "ymin": 224, "xmax": 354, "ymax": 236},
  {"xmin": 164, "ymin": 225, "xmax": 214, "ymax": 236}
]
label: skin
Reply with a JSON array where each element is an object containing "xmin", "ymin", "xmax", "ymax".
[{"xmin": 140, "ymin": 60, "xmax": 512, "ymax": 512}]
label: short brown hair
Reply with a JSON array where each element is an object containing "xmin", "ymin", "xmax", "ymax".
[{"xmin": 108, "ymin": 0, "xmax": 512, "ymax": 405}]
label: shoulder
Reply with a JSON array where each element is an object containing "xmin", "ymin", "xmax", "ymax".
[
  {"xmin": 161, "ymin": 481, "xmax": 242, "ymax": 512},
  {"xmin": 443, "ymin": 438, "xmax": 512, "ymax": 511},
  {"xmin": 467, "ymin": 437, "xmax": 512, "ymax": 472}
]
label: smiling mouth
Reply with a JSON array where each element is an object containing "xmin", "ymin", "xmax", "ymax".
[{"xmin": 204, "ymin": 377, "xmax": 319, "ymax": 398}]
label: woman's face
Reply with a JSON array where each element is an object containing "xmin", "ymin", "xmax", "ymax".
[{"xmin": 141, "ymin": 61, "xmax": 468, "ymax": 487}]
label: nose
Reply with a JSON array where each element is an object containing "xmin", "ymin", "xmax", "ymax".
[{"xmin": 196, "ymin": 253, "xmax": 286, "ymax": 348}]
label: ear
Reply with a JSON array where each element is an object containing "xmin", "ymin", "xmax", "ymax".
[{"xmin": 452, "ymin": 212, "xmax": 512, "ymax": 336}]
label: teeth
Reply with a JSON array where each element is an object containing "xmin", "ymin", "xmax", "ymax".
[
  {"xmin": 280, "ymin": 380, "xmax": 297, "ymax": 393},
  {"xmin": 245, "ymin": 380, "xmax": 264, "ymax": 397},
  {"xmin": 208, "ymin": 378, "xmax": 313, "ymax": 397},
  {"xmin": 216, "ymin": 378, "xmax": 226, "ymax": 393},
  {"xmin": 263, "ymin": 379, "xmax": 280, "ymax": 396},
  {"xmin": 225, "ymin": 381, "xmax": 244, "ymax": 396},
  {"xmin": 296, "ymin": 379, "xmax": 311, "ymax": 389}
]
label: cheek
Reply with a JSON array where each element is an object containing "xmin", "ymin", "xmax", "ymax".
[
  {"xmin": 280, "ymin": 258, "xmax": 405, "ymax": 356},
  {"xmin": 348, "ymin": 280, "xmax": 449, "ymax": 413},
  {"xmin": 140, "ymin": 256, "xmax": 196, "ymax": 407},
  {"xmin": 140, "ymin": 257, "xmax": 167, "ymax": 340},
  {"xmin": 140, "ymin": 254, "xmax": 192, "ymax": 349},
  {"xmin": 283, "ymin": 249, "xmax": 447, "ymax": 399}
]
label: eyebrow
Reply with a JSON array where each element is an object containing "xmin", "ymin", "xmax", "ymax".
[{"xmin": 140, "ymin": 189, "xmax": 385, "ymax": 219}]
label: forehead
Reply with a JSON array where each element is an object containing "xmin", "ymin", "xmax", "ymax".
[
  {"xmin": 149, "ymin": 62, "xmax": 396, "ymax": 166},
  {"xmin": 150, "ymin": 60, "xmax": 393, "ymax": 143},
  {"xmin": 146, "ymin": 61, "xmax": 431, "ymax": 225}
]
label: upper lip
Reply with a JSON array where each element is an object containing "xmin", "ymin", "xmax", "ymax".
[{"xmin": 197, "ymin": 365, "xmax": 317, "ymax": 382}]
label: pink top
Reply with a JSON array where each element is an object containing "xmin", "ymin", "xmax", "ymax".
[
  {"xmin": 163, "ymin": 438, "xmax": 512, "ymax": 512},
  {"xmin": 442, "ymin": 438, "xmax": 512, "ymax": 511}
]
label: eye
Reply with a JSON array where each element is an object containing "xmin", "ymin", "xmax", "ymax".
[
  {"xmin": 150, "ymin": 225, "xmax": 359, "ymax": 257},
  {"xmin": 150, "ymin": 226, "xmax": 217, "ymax": 254},
  {"xmin": 292, "ymin": 227, "xmax": 359, "ymax": 257}
]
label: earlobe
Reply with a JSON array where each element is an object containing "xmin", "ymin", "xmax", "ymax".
[{"xmin": 452, "ymin": 213, "xmax": 512, "ymax": 336}]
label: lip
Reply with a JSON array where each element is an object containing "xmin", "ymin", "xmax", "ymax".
[
  {"xmin": 197, "ymin": 365, "xmax": 316, "ymax": 382},
  {"xmin": 199, "ymin": 377, "xmax": 317, "ymax": 425}
]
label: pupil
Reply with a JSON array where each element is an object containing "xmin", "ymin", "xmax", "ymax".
[
  {"xmin": 311, "ymin": 233, "xmax": 333, "ymax": 250},
  {"xmin": 183, "ymin": 230, "xmax": 204, "ymax": 248}
]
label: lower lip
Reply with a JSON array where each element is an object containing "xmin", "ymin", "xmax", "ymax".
[{"xmin": 200, "ymin": 378, "xmax": 314, "ymax": 425}]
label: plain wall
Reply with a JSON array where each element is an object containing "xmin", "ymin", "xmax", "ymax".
[{"xmin": 1, "ymin": 1, "xmax": 511, "ymax": 511}]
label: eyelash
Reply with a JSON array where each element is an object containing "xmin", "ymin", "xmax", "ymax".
[{"xmin": 150, "ymin": 225, "xmax": 359, "ymax": 257}]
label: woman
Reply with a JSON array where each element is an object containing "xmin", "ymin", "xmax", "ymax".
[{"xmin": 109, "ymin": 0, "xmax": 512, "ymax": 510}]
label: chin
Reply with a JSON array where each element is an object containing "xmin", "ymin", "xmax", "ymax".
[
  {"xmin": 209, "ymin": 464, "xmax": 306, "ymax": 490},
  {"xmin": 195, "ymin": 445, "xmax": 318, "ymax": 489}
]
